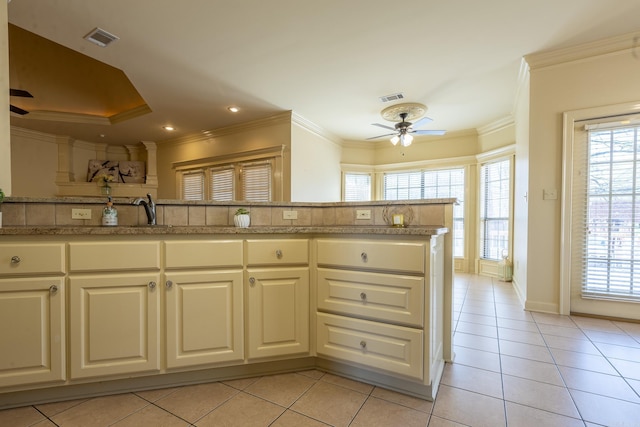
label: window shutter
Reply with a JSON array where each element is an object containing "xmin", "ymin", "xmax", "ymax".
[
  {"xmin": 210, "ymin": 166, "xmax": 234, "ymax": 201},
  {"xmin": 182, "ymin": 170, "xmax": 204, "ymax": 200},
  {"xmin": 241, "ymin": 161, "xmax": 272, "ymax": 202}
]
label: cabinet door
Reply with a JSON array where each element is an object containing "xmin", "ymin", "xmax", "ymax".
[
  {"xmin": 165, "ymin": 271, "xmax": 244, "ymax": 368},
  {"xmin": 69, "ymin": 273, "xmax": 160, "ymax": 379},
  {"xmin": 246, "ymin": 268, "xmax": 309, "ymax": 359},
  {"xmin": 0, "ymin": 278, "xmax": 65, "ymax": 388}
]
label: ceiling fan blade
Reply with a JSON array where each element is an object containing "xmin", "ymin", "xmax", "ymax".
[
  {"xmin": 10, "ymin": 104, "xmax": 29, "ymax": 115},
  {"xmin": 366, "ymin": 132, "xmax": 397, "ymax": 140},
  {"xmin": 412, "ymin": 129, "xmax": 446, "ymax": 136},
  {"xmin": 10, "ymin": 88, "xmax": 33, "ymax": 98},
  {"xmin": 371, "ymin": 123, "xmax": 396, "ymax": 131},
  {"xmin": 411, "ymin": 116, "xmax": 433, "ymax": 128}
]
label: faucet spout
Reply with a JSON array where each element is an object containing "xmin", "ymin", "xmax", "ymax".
[{"xmin": 132, "ymin": 193, "xmax": 156, "ymax": 225}]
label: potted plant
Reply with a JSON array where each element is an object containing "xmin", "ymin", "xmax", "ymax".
[
  {"xmin": 0, "ymin": 188, "xmax": 4, "ymax": 228},
  {"xmin": 234, "ymin": 207, "xmax": 250, "ymax": 228}
]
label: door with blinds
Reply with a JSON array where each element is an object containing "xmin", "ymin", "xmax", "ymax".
[{"xmin": 569, "ymin": 119, "xmax": 640, "ymax": 320}]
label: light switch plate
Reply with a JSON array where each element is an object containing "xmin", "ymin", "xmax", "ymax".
[
  {"xmin": 283, "ymin": 210, "xmax": 298, "ymax": 220},
  {"xmin": 356, "ymin": 209, "xmax": 371, "ymax": 220},
  {"xmin": 72, "ymin": 208, "xmax": 92, "ymax": 219}
]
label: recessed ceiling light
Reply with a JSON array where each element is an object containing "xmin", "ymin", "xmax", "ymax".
[
  {"xmin": 228, "ymin": 106, "xmax": 240, "ymax": 113},
  {"xmin": 163, "ymin": 125, "xmax": 175, "ymax": 131}
]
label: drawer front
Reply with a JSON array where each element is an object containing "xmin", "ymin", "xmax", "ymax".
[
  {"xmin": 69, "ymin": 241, "xmax": 160, "ymax": 272},
  {"xmin": 317, "ymin": 268, "xmax": 424, "ymax": 327},
  {"xmin": 316, "ymin": 312, "xmax": 423, "ymax": 380},
  {"xmin": 246, "ymin": 239, "xmax": 309, "ymax": 266},
  {"xmin": 165, "ymin": 240, "xmax": 243, "ymax": 269},
  {"xmin": 0, "ymin": 243, "xmax": 66, "ymax": 275},
  {"xmin": 316, "ymin": 239, "xmax": 425, "ymax": 274}
]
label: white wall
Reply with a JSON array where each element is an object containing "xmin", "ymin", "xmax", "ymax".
[
  {"xmin": 290, "ymin": 121, "xmax": 342, "ymax": 202},
  {"xmin": 526, "ymin": 46, "xmax": 640, "ymax": 313}
]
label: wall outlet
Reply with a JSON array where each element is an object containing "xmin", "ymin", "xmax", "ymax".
[
  {"xmin": 356, "ymin": 209, "xmax": 371, "ymax": 220},
  {"xmin": 283, "ymin": 210, "xmax": 298, "ymax": 220},
  {"xmin": 72, "ymin": 208, "xmax": 92, "ymax": 220}
]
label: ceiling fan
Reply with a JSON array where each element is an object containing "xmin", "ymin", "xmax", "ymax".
[
  {"xmin": 368, "ymin": 102, "xmax": 445, "ymax": 147},
  {"xmin": 9, "ymin": 88, "xmax": 33, "ymax": 115}
]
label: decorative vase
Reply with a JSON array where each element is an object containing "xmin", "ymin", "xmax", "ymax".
[{"xmin": 234, "ymin": 214, "xmax": 250, "ymax": 228}]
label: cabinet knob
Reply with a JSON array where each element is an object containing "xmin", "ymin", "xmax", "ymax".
[
  {"xmin": 165, "ymin": 280, "xmax": 173, "ymax": 289},
  {"xmin": 360, "ymin": 340, "xmax": 367, "ymax": 349},
  {"xmin": 276, "ymin": 249, "xmax": 283, "ymax": 259},
  {"xmin": 360, "ymin": 292, "xmax": 367, "ymax": 301},
  {"xmin": 249, "ymin": 277, "xmax": 256, "ymax": 287},
  {"xmin": 49, "ymin": 285, "xmax": 58, "ymax": 294},
  {"xmin": 361, "ymin": 252, "xmax": 368, "ymax": 263},
  {"xmin": 10, "ymin": 256, "xmax": 21, "ymax": 264},
  {"xmin": 148, "ymin": 281, "xmax": 157, "ymax": 289}
]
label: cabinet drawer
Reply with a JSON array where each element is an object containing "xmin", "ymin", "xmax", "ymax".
[
  {"xmin": 316, "ymin": 239, "xmax": 425, "ymax": 274},
  {"xmin": 246, "ymin": 239, "xmax": 308, "ymax": 266},
  {"xmin": 165, "ymin": 240, "xmax": 243, "ymax": 269},
  {"xmin": 316, "ymin": 312, "xmax": 423, "ymax": 380},
  {"xmin": 0, "ymin": 243, "xmax": 66, "ymax": 275},
  {"xmin": 317, "ymin": 268, "xmax": 423, "ymax": 327},
  {"xmin": 69, "ymin": 241, "xmax": 160, "ymax": 272}
]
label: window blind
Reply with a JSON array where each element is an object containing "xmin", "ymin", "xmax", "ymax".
[
  {"xmin": 344, "ymin": 173, "xmax": 372, "ymax": 201},
  {"xmin": 182, "ymin": 170, "xmax": 204, "ymax": 200},
  {"xmin": 575, "ymin": 125, "xmax": 640, "ymax": 300},
  {"xmin": 241, "ymin": 161, "xmax": 272, "ymax": 202},
  {"xmin": 479, "ymin": 159, "xmax": 510, "ymax": 260},
  {"xmin": 210, "ymin": 166, "xmax": 234, "ymax": 201}
]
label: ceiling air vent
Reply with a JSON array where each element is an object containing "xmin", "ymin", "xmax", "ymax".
[
  {"xmin": 379, "ymin": 93, "xmax": 404, "ymax": 103},
  {"xmin": 84, "ymin": 27, "xmax": 119, "ymax": 47}
]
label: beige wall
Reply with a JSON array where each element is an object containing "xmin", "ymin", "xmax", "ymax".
[
  {"xmin": 156, "ymin": 113, "xmax": 292, "ymax": 200},
  {"xmin": 526, "ymin": 48, "xmax": 640, "ymax": 313},
  {"xmin": 290, "ymin": 120, "xmax": 342, "ymax": 202},
  {"xmin": 0, "ymin": 3, "xmax": 10, "ymax": 195}
]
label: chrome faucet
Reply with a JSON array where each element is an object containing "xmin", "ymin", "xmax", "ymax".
[{"xmin": 132, "ymin": 193, "xmax": 156, "ymax": 225}]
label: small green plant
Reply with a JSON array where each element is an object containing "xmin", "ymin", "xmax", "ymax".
[
  {"xmin": 235, "ymin": 208, "xmax": 249, "ymax": 215},
  {"xmin": 0, "ymin": 188, "xmax": 4, "ymax": 204}
]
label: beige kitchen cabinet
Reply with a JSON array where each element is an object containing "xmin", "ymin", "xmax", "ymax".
[
  {"xmin": 315, "ymin": 236, "xmax": 445, "ymax": 396},
  {"xmin": 246, "ymin": 239, "xmax": 309, "ymax": 359},
  {"xmin": 0, "ymin": 242, "xmax": 66, "ymax": 388},
  {"xmin": 164, "ymin": 240, "xmax": 244, "ymax": 369},
  {"xmin": 68, "ymin": 241, "xmax": 161, "ymax": 379}
]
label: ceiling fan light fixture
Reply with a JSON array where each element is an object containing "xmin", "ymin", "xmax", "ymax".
[
  {"xmin": 390, "ymin": 135, "xmax": 400, "ymax": 145},
  {"xmin": 400, "ymin": 133, "xmax": 413, "ymax": 147}
]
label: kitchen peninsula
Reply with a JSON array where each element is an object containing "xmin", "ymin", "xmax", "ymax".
[{"xmin": 0, "ymin": 198, "xmax": 454, "ymax": 409}]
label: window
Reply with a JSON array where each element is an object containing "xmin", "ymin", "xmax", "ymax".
[
  {"xmin": 179, "ymin": 160, "xmax": 273, "ymax": 201},
  {"xmin": 343, "ymin": 172, "xmax": 372, "ymax": 201},
  {"xmin": 579, "ymin": 124, "xmax": 640, "ymax": 299},
  {"xmin": 479, "ymin": 159, "xmax": 510, "ymax": 260},
  {"xmin": 383, "ymin": 168, "xmax": 465, "ymax": 257}
]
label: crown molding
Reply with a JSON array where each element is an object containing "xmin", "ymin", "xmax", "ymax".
[
  {"xmin": 525, "ymin": 30, "xmax": 640, "ymax": 70},
  {"xmin": 477, "ymin": 115, "xmax": 515, "ymax": 136},
  {"xmin": 291, "ymin": 112, "xmax": 343, "ymax": 146},
  {"xmin": 10, "ymin": 126, "xmax": 57, "ymax": 143}
]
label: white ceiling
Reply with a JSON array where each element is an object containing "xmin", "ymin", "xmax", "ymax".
[{"xmin": 7, "ymin": 0, "xmax": 640, "ymax": 146}]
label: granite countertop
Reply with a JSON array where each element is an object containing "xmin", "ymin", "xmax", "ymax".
[{"xmin": 0, "ymin": 225, "xmax": 448, "ymax": 236}]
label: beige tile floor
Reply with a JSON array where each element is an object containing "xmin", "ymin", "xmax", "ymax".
[{"xmin": 2, "ymin": 273, "xmax": 640, "ymax": 426}]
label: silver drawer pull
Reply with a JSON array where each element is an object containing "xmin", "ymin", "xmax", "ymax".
[
  {"xmin": 148, "ymin": 281, "xmax": 157, "ymax": 289},
  {"xmin": 276, "ymin": 249, "xmax": 283, "ymax": 259},
  {"xmin": 11, "ymin": 256, "xmax": 21, "ymax": 264},
  {"xmin": 360, "ymin": 340, "xmax": 367, "ymax": 349},
  {"xmin": 49, "ymin": 285, "xmax": 58, "ymax": 294},
  {"xmin": 360, "ymin": 292, "xmax": 367, "ymax": 301},
  {"xmin": 166, "ymin": 280, "xmax": 173, "ymax": 289},
  {"xmin": 249, "ymin": 277, "xmax": 256, "ymax": 287},
  {"xmin": 361, "ymin": 252, "xmax": 368, "ymax": 263}
]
